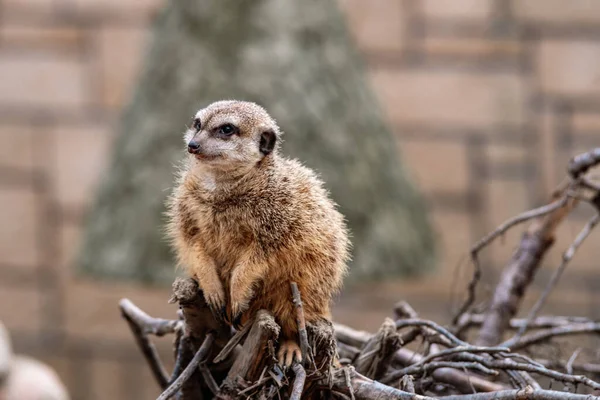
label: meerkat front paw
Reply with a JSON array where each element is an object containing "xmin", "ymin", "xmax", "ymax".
[
  {"xmin": 278, "ymin": 340, "xmax": 302, "ymax": 368},
  {"xmin": 203, "ymin": 289, "xmax": 226, "ymax": 323}
]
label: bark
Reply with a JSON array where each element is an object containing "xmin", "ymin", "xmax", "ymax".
[{"xmin": 77, "ymin": 0, "xmax": 435, "ymax": 284}]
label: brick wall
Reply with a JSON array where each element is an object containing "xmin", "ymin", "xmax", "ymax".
[{"xmin": 2, "ymin": 1, "xmax": 600, "ymax": 399}]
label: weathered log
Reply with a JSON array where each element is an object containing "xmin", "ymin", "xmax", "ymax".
[{"xmin": 221, "ymin": 310, "xmax": 280, "ymax": 394}]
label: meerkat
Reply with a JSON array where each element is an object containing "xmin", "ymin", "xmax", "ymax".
[{"xmin": 166, "ymin": 100, "xmax": 349, "ymax": 367}]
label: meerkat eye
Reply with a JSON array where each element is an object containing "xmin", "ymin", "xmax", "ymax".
[
  {"xmin": 192, "ymin": 118, "xmax": 201, "ymax": 131},
  {"xmin": 217, "ymin": 123, "xmax": 237, "ymax": 136}
]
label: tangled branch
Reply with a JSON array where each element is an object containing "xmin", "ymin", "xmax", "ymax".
[{"xmin": 117, "ymin": 148, "xmax": 600, "ymax": 399}]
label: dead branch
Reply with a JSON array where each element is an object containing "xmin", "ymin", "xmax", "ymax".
[
  {"xmin": 455, "ymin": 314, "xmax": 596, "ymax": 334},
  {"xmin": 291, "ymin": 282, "xmax": 312, "ymax": 365},
  {"xmin": 516, "ymin": 212, "xmax": 600, "ymax": 339},
  {"xmin": 475, "ymin": 230, "xmax": 555, "ymax": 346},
  {"xmin": 122, "ymin": 294, "xmax": 600, "ymax": 400},
  {"xmin": 568, "ymin": 148, "xmax": 600, "ymax": 178},
  {"xmin": 452, "ymin": 197, "xmax": 568, "ymax": 327},
  {"xmin": 334, "ymin": 322, "xmax": 508, "ymax": 393},
  {"xmin": 331, "ymin": 368, "xmax": 433, "ymax": 400},
  {"xmin": 395, "ymin": 319, "xmax": 469, "ymax": 347},
  {"xmin": 121, "ymin": 147, "xmax": 600, "ymax": 400},
  {"xmin": 212, "ymin": 321, "xmax": 252, "ymax": 364},
  {"xmin": 222, "ymin": 310, "xmax": 280, "ymax": 392},
  {"xmin": 157, "ymin": 333, "xmax": 215, "ymax": 400},
  {"xmin": 538, "ymin": 359, "xmax": 600, "ymax": 376},
  {"xmin": 119, "ymin": 298, "xmax": 180, "ymax": 389},
  {"xmin": 442, "ymin": 387, "xmax": 600, "ymax": 400},
  {"xmin": 290, "ymin": 364, "xmax": 306, "ymax": 400},
  {"xmin": 455, "ymin": 148, "xmax": 600, "ymax": 346},
  {"xmin": 502, "ymin": 322, "xmax": 600, "ymax": 351}
]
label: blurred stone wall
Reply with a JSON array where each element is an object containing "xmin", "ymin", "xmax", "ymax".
[{"xmin": 1, "ymin": 0, "xmax": 600, "ymax": 399}]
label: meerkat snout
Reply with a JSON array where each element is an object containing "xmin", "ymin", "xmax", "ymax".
[{"xmin": 187, "ymin": 140, "xmax": 201, "ymax": 154}]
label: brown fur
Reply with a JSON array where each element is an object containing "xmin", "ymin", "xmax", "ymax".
[{"xmin": 165, "ymin": 100, "xmax": 350, "ymax": 365}]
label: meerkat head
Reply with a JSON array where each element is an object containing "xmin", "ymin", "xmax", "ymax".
[{"xmin": 184, "ymin": 100, "xmax": 281, "ymax": 171}]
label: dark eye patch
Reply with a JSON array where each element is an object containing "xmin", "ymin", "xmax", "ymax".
[{"xmin": 193, "ymin": 118, "xmax": 201, "ymax": 131}]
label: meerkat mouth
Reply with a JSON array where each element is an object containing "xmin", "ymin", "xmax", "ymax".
[{"xmin": 194, "ymin": 153, "xmax": 221, "ymax": 161}]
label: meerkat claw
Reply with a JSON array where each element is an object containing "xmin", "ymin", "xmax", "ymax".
[
  {"xmin": 278, "ymin": 340, "xmax": 302, "ymax": 369},
  {"xmin": 207, "ymin": 302, "xmax": 227, "ymax": 324},
  {"xmin": 232, "ymin": 313, "xmax": 243, "ymax": 330}
]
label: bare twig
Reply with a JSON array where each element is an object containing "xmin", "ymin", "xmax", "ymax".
[
  {"xmin": 396, "ymin": 319, "xmax": 469, "ymax": 347},
  {"xmin": 452, "ymin": 197, "xmax": 568, "ymax": 326},
  {"xmin": 538, "ymin": 359, "xmax": 600, "ymax": 376},
  {"xmin": 441, "ymin": 387, "xmax": 600, "ymax": 400},
  {"xmin": 157, "ymin": 333, "xmax": 215, "ymax": 400},
  {"xmin": 290, "ymin": 364, "xmax": 306, "ymax": 400},
  {"xmin": 502, "ymin": 322, "xmax": 600, "ymax": 351},
  {"xmin": 568, "ymin": 147, "xmax": 600, "ymax": 178},
  {"xmin": 470, "ymin": 197, "xmax": 569, "ymax": 259},
  {"xmin": 334, "ymin": 323, "xmax": 507, "ymax": 393},
  {"xmin": 382, "ymin": 361, "xmax": 498, "ymax": 384},
  {"xmin": 515, "ymin": 213, "xmax": 600, "ymax": 339},
  {"xmin": 475, "ymin": 230, "xmax": 555, "ymax": 346},
  {"xmin": 291, "ymin": 282, "xmax": 312, "ymax": 365},
  {"xmin": 332, "ymin": 368, "xmax": 433, "ymax": 400},
  {"xmin": 455, "ymin": 314, "xmax": 596, "ymax": 333},
  {"xmin": 213, "ymin": 318, "xmax": 253, "ymax": 364},
  {"xmin": 199, "ymin": 364, "xmax": 220, "ymax": 395},
  {"xmin": 119, "ymin": 298, "xmax": 179, "ymax": 389},
  {"xmin": 565, "ymin": 348, "xmax": 582, "ymax": 376},
  {"xmin": 384, "ymin": 355, "xmax": 600, "ymax": 391}
]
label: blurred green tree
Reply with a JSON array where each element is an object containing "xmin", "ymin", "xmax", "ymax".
[{"xmin": 77, "ymin": 0, "xmax": 436, "ymax": 285}]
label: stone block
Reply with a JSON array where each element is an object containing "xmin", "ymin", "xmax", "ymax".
[
  {"xmin": 0, "ymin": 188, "xmax": 38, "ymax": 269},
  {"xmin": 422, "ymin": 0, "xmax": 492, "ymax": 20},
  {"xmin": 514, "ymin": 0, "xmax": 600, "ymax": 23},
  {"xmin": 423, "ymin": 38, "xmax": 521, "ymax": 58},
  {"xmin": 538, "ymin": 40, "xmax": 600, "ymax": 96},
  {"xmin": 1, "ymin": 0, "xmax": 56, "ymax": 15},
  {"xmin": 0, "ymin": 24, "xmax": 81, "ymax": 51},
  {"xmin": 338, "ymin": 0, "xmax": 405, "ymax": 53},
  {"xmin": 399, "ymin": 139, "xmax": 469, "ymax": 194},
  {"xmin": 572, "ymin": 112, "xmax": 600, "ymax": 132},
  {"xmin": 0, "ymin": 125, "xmax": 34, "ymax": 169},
  {"xmin": 94, "ymin": 27, "xmax": 149, "ymax": 109},
  {"xmin": 369, "ymin": 69, "xmax": 526, "ymax": 128},
  {"xmin": 64, "ymin": 0, "xmax": 162, "ymax": 16},
  {"xmin": 0, "ymin": 285, "xmax": 41, "ymax": 332},
  {"xmin": 0, "ymin": 54, "xmax": 86, "ymax": 110},
  {"xmin": 52, "ymin": 124, "xmax": 114, "ymax": 210}
]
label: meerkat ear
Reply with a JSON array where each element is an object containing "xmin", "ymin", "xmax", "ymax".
[{"xmin": 259, "ymin": 130, "xmax": 277, "ymax": 155}]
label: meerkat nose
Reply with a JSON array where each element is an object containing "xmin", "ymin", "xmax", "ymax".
[{"xmin": 187, "ymin": 141, "xmax": 201, "ymax": 154}]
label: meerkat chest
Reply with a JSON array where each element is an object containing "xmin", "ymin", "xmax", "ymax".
[
  {"xmin": 192, "ymin": 197, "xmax": 255, "ymax": 262},
  {"xmin": 201, "ymin": 191, "xmax": 296, "ymax": 258}
]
